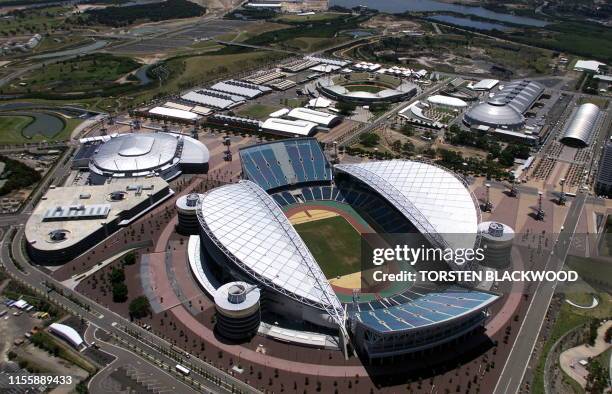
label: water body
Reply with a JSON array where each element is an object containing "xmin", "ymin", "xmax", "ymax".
[
  {"xmin": 1, "ymin": 112, "xmax": 65, "ymax": 138},
  {"xmin": 429, "ymin": 15, "xmax": 510, "ymax": 31},
  {"xmin": 134, "ymin": 64, "xmax": 153, "ymax": 85},
  {"xmin": 344, "ymin": 29, "xmax": 374, "ymax": 38},
  {"xmin": 331, "ymin": 0, "xmax": 548, "ymax": 27},
  {"xmin": 31, "ymin": 40, "xmax": 108, "ymax": 60}
]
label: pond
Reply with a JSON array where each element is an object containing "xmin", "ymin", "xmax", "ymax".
[
  {"xmin": 7, "ymin": 112, "xmax": 66, "ymax": 138},
  {"xmin": 331, "ymin": 0, "xmax": 548, "ymax": 27},
  {"xmin": 428, "ymin": 15, "xmax": 510, "ymax": 31}
]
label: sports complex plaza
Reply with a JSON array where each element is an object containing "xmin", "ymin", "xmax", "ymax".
[{"xmin": 185, "ymin": 137, "xmax": 500, "ymax": 360}]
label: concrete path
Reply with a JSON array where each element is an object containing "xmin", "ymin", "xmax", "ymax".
[{"xmin": 559, "ymin": 320, "xmax": 612, "ymax": 388}]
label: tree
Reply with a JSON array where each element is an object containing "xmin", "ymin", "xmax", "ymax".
[
  {"xmin": 112, "ymin": 282, "xmax": 128, "ymax": 302},
  {"xmin": 123, "ymin": 252, "xmax": 136, "ymax": 265},
  {"xmin": 359, "ymin": 132, "xmax": 380, "ymax": 148},
  {"xmin": 110, "ymin": 267, "xmax": 125, "ymax": 284},
  {"xmin": 129, "ymin": 296, "xmax": 151, "ymax": 318},
  {"xmin": 336, "ymin": 101, "xmax": 356, "ymax": 116}
]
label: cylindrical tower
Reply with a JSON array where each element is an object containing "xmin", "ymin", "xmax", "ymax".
[
  {"xmin": 478, "ymin": 221, "xmax": 515, "ymax": 268},
  {"xmin": 214, "ymin": 282, "xmax": 261, "ymax": 340},
  {"xmin": 176, "ymin": 193, "xmax": 201, "ymax": 235}
]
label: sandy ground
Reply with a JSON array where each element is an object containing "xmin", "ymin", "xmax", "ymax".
[
  {"xmin": 14, "ymin": 343, "xmax": 89, "ymax": 394},
  {"xmin": 288, "ymin": 209, "xmax": 339, "ymax": 225}
]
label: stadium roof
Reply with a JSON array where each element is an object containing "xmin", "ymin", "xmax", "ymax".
[
  {"xmin": 463, "ymin": 80, "xmax": 543, "ymax": 130},
  {"xmin": 149, "ymin": 106, "xmax": 200, "ymax": 121},
  {"xmin": 49, "ymin": 323, "xmax": 84, "ymax": 348},
  {"xmin": 287, "ymin": 107, "xmax": 340, "ymax": 127},
  {"xmin": 196, "ymin": 180, "xmax": 345, "ymax": 326},
  {"xmin": 426, "ymin": 95, "xmax": 468, "ymax": 108},
  {"xmin": 88, "ymin": 132, "xmax": 209, "ymax": 180},
  {"xmin": 560, "ymin": 103, "xmax": 601, "ymax": 147},
  {"xmin": 261, "ymin": 118, "xmax": 317, "ymax": 136},
  {"xmin": 335, "ymin": 161, "xmax": 480, "ymax": 253}
]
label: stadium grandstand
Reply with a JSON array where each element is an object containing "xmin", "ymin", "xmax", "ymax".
[
  {"xmin": 239, "ymin": 138, "xmax": 332, "ymax": 192},
  {"xmin": 190, "ymin": 138, "xmax": 499, "ymax": 359},
  {"xmin": 463, "ymin": 80, "xmax": 544, "ymax": 130},
  {"xmin": 317, "ymin": 73, "xmax": 418, "ymax": 104}
]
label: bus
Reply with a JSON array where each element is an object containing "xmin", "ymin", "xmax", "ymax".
[{"xmin": 175, "ymin": 364, "xmax": 190, "ymax": 376}]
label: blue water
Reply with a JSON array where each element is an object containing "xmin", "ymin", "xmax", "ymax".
[
  {"xmin": 331, "ymin": 0, "xmax": 548, "ymax": 27},
  {"xmin": 429, "ymin": 15, "xmax": 510, "ymax": 31}
]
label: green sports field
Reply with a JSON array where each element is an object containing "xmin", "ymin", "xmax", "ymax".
[{"xmin": 293, "ymin": 215, "xmax": 362, "ymax": 279}]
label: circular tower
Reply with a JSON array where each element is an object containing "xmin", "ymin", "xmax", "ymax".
[
  {"xmin": 176, "ymin": 193, "xmax": 201, "ymax": 235},
  {"xmin": 478, "ymin": 221, "xmax": 515, "ymax": 268},
  {"xmin": 214, "ymin": 282, "xmax": 261, "ymax": 340}
]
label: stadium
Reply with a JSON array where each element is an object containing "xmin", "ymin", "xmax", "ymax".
[
  {"xmin": 463, "ymin": 80, "xmax": 544, "ymax": 130},
  {"xmin": 316, "ymin": 73, "xmax": 418, "ymax": 104},
  {"xmin": 189, "ymin": 138, "xmax": 499, "ymax": 360},
  {"xmin": 84, "ymin": 132, "xmax": 210, "ymax": 185}
]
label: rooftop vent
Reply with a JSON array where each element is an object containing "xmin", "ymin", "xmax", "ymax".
[
  {"xmin": 227, "ymin": 284, "xmax": 246, "ymax": 304},
  {"xmin": 488, "ymin": 222, "xmax": 504, "ymax": 237}
]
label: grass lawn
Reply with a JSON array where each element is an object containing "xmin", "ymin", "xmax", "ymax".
[
  {"xmin": 293, "ymin": 215, "xmax": 362, "ymax": 279},
  {"xmin": 7, "ymin": 53, "xmax": 140, "ymax": 95},
  {"xmin": 0, "ymin": 114, "xmax": 82, "ymax": 144},
  {"xmin": 274, "ymin": 12, "xmax": 349, "ymax": 23},
  {"xmin": 344, "ymin": 84, "xmax": 386, "ymax": 93},
  {"xmin": 531, "ymin": 291, "xmax": 612, "ymax": 394},
  {"xmin": 236, "ymin": 103, "xmax": 281, "ymax": 120},
  {"xmin": 565, "ymin": 255, "xmax": 612, "ymax": 292},
  {"xmin": 115, "ymin": 50, "xmax": 287, "ymax": 111},
  {"xmin": 0, "ymin": 115, "xmax": 34, "ymax": 143},
  {"xmin": 283, "ymin": 36, "xmax": 350, "ymax": 52},
  {"xmin": 0, "ymin": 6, "xmax": 69, "ymax": 36}
]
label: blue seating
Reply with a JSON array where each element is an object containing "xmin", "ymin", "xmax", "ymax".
[{"xmin": 239, "ymin": 138, "xmax": 332, "ymax": 191}]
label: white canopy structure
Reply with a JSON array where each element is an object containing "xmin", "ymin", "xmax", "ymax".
[
  {"xmin": 49, "ymin": 323, "xmax": 84, "ymax": 348},
  {"xmin": 196, "ymin": 181, "xmax": 346, "ymax": 329},
  {"xmin": 560, "ymin": 103, "xmax": 601, "ymax": 147},
  {"xmin": 335, "ymin": 161, "xmax": 480, "ymax": 255},
  {"xmin": 261, "ymin": 118, "xmax": 317, "ymax": 137},
  {"xmin": 427, "ymin": 95, "xmax": 468, "ymax": 108},
  {"xmin": 287, "ymin": 107, "xmax": 341, "ymax": 127}
]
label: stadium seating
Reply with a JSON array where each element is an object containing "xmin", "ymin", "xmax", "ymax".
[
  {"xmin": 240, "ymin": 138, "xmax": 332, "ymax": 192},
  {"xmin": 348, "ymin": 285, "xmax": 498, "ymax": 332}
]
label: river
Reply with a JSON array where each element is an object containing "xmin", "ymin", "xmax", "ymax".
[{"xmin": 330, "ymin": 0, "xmax": 548, "ymax": 27}]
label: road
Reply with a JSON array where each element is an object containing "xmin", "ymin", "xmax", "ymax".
[
  {"xmin": 493, "ymin": 190, "xmax": 588, "ymax": 394},
  {"xmin": 1, "ymin": 227, "xmax": 259, "ymax": 393}
]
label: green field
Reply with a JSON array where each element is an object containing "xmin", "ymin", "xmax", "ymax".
[
  {"xmin": 274, "ymin": 12, "xmax": 349, "ymax": 23},
  {"xmin": 0, "ymin": 115, "xmax": 34, "ymax": 142},
  {"xmin": 7, "ymin": 53, "xmax": 140, "ymax": 95},
  {"xmin": 0, "ymin": 114, "xmax": 81, "ymax": 144},
  {"xmin": 344, "ymin": 84, "xmax": 386, "ymax": 93},
  {"xmin": 293, "ymin": 215, "xmax": 362, "ymax": 279},
  {"xmin": 236, "ymin": 103, "xmax": 281, "ymax": 120},
  {"xmin": 0, "ymin": 6, "xmax": 69, "ymax": 36}
]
